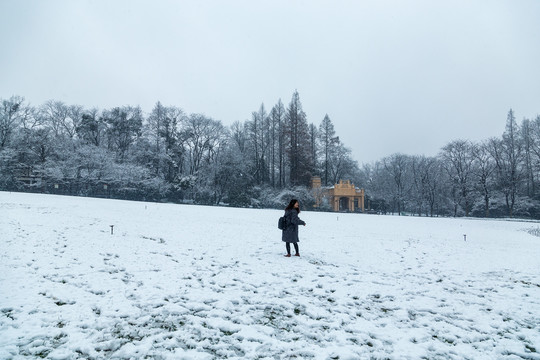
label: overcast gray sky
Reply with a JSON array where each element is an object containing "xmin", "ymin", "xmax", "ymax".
[{"xmin": 1, "ymin": 0, "xmax": 539, "ymax": 164}]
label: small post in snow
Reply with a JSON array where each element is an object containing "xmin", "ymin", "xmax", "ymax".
[
  {"xmin": 463, "ymin": 234, "xmax": 466, "ymax": 241},
  {"xmin": 110, "ymin": 225, "xmax": 114, "ymax": 235}
]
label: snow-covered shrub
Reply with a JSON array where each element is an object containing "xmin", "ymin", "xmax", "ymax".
[
  {"xmin": 511, "ymin": 196, "xmax": 540, "ymax": 219},
  {"xmin": 250, "ymin": 186, "xmax": 315, "ymax": 210}
]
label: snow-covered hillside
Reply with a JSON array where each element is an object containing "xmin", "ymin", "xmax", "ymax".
[{"xmin": 1, "ymin": 191, "xmax": 539, "ymax": 359}]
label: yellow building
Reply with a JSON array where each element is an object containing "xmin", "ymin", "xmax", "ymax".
[{"xmin": 311, "ymin": 176, "xmax": 365, "ymax": 212}]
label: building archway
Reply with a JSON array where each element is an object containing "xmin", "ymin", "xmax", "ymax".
[{"xmin": 339, "ymin": 197, "xmax": 350, "ymax": 212}]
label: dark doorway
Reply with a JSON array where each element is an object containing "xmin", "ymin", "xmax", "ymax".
[{"xmin": 339, "ymin": 197, "xmax": 349, "ymax": 211}]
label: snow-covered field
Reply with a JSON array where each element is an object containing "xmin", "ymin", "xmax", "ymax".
[{"xmin": 1, "ymin": 192, "xmax": 539, "ymax": 360}]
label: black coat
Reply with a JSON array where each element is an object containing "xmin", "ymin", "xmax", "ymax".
[{"xmin": 281, "ymin": 209, "xmax": 306, "ymax": 243}]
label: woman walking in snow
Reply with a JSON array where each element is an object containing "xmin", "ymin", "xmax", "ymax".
[{"xmin": 282, "ymin": 199, "xmax": 306, "ymax": 257}]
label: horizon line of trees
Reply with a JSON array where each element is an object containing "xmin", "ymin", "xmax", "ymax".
[
  {"xmin": 0, "ymin": 92, "xmax": 357, "ymax": 209},
  {"xmin": 2, "ymin": 94, "xmax": 539, "ymax": 219},
  {"xmin": 360, "ymin": 109, "xmax": 540, "ymax": 219}
]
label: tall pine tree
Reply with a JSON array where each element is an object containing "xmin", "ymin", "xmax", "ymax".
[
  {"xmin": 285, "ymin": 91, "xmax": 312, "ymax": 186},
  {"xmin": 318, "ymin": 114, "xmax": 337, "ymax": 186}
]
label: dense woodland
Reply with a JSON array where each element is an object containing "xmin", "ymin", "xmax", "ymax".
[{"xmin": 1, "ymin": 92, "xmax": 539, "ymax": 218}]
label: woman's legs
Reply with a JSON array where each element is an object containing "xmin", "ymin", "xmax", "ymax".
[{"xmin": 285, "ymin": 242, "xmax": 299, "ymax": 256}]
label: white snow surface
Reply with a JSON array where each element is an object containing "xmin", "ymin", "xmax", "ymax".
[{"xmin": 1, "ymin": 191, "xmax": 540, "ymax": 360}]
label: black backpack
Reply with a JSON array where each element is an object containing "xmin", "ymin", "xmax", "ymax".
[{"xmin": 278, "ymin": 215, "xmax": 288, "ymax": 230}]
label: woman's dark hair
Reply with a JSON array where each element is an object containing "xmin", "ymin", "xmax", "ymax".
[{"xmin": 285, "ymin": 199, "xmax": 300, "ymax": 213}]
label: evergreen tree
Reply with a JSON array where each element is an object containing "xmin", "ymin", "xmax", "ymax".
[
  {"xmin": 285, "ymin": 91, "xmax": 312, "ymax": 186},
  {"xmin": 318, "ymin": 114, "xmax": 337, "ymax": 186},
  {"xmin": 247, "ymin": 104, "xmax": 270, "ymax": 184},
  {"xmin": 270, "ymin": 99, "xmax": 287, "ymax": 188},
  {"xmin": 489, "ymin": 109, "xmax": 524, "ymax": 217},
  {"xmin": 103, "ymin": 106, "xmax": 143, "ymax": 161},
  {"xmin": 76, "ymin": 108, "xmax": 105, "ymax": 147}
]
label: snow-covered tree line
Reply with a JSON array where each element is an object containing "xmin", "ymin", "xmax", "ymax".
[
  {"xmin": 359, "ymin": 109, "xmax": 540, "ymax": 218},
  {"xmin": 0, "ymin": 92, "xmax": 358, "ymax": 207},
  {"xmin": 3, "ymin": 93, "xmax": 538, "ymax": 218}
]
